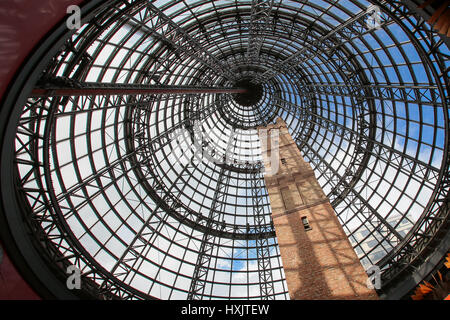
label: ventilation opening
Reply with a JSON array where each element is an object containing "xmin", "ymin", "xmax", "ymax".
[{"xmin": 301, "ymin": 216, "xmax": 312, "ymax": 231}]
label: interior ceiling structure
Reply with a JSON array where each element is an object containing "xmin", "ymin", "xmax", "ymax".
[{"xmin": 0, "ymin": 0, "xmax": 448, "ymax": 300}]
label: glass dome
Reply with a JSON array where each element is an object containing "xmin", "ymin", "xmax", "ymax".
[{"xmin": 1, "ymin": 0, "xmax": 449, "ymax": 300}]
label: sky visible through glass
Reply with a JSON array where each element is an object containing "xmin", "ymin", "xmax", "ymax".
[{"xmin": 13, "ymin": 0, "xmax": 449, "ymax": 299}]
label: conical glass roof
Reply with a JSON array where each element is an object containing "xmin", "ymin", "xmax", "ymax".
[{"xmin": 2, "ymin": 0, "xmax": 448, "ymax": 299}]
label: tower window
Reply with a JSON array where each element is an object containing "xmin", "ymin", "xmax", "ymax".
[{"xmin": 301, "ymin": 216, "xmax": 312, "ymax": 231}]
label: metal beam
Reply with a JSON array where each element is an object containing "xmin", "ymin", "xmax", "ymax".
[
  {"xmin": 125, "ymin": 2, "xmax": 237, "ymax": 82},
  {"xmin": 187, "ymin": 127, "xmax": 239, "ymax": 300},
  {"xmin": 31, "ymin": 82, "xmax": 246, "ymax": 97},
  {"xmin": 247, "ymin": 0, "xmax": 274, "ymax": 63},
  {"xmin": 296, "ymin": 138, "xmax": 406, "ymax": 244},
  {"xmin": 298, "ymin": 83, "xmax": 442, "ymax": 106},
  {"xmin": 110, "ymin": 159, "xmax": 194, "ymax": 289},
  {"xmin": 187, "ymin": 165, "xmax": 229, "ymax": 300},
  {"xmin": 256, "ymin": 2, "xmax": 389, "ymax": 83},
  {"xmin": 251, "ymin": 168, "xmax": 275, "ymax": 299},
  {"xmin": 275, "ymin": 96, "xmax": 440, "ymax": 190},
  {"xmin": 125, "ymin": 95, "xmax": 273, "ymax": 241}
]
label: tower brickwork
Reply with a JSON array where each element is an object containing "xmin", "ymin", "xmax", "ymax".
[{"xmin": 258, "ymin": 118, "xmax": 378, "ymax": 300}]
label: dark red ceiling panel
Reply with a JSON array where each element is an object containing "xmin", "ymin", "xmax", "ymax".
[{"xmin": 0, "ymin": 0, "xmax": 83, "ymax": 300}]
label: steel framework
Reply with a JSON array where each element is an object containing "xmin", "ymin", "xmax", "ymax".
[{"xmin": 0, "ymin": 0, "xmax": 448, "ymax": 300}]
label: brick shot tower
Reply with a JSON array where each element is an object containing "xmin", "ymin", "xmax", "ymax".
[{"xmin": 258, "ymin": 118, "xmax": 378, "ymax": 300}]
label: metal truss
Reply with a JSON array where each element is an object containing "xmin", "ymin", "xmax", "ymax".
[
  {"xmin": 1, "ymin": 0, "xmax": 448, "ymax": 301},
  {"xmin": 123, "ymin": 1, "xmax": 237, "ymax": 83},
  {"xmin": 371, "ymin": 0, "xmax": 450, "ymax": 292},
  {"xmin": 14, "ymin": 97, "xmax": 151, "ymax": 299},
  {"xmin": 187, "ymin": 166, "xmax": 229, "ymax": 300},
  {"xmin": 247, "ymin": 0, "xmax": 275, "ymax": 63},
  {"xmin": 187, "ymin": 126, "xmax": 238, "ymax": 299},
  {"xmin": 31, "ymin": 79, "xmax": 246, "ymax": 97},
  {"xmin": 298, "ymin": 138, "xmax": 406, "ymax": 247},
  {"xmin": 251, "ymin": 168, "xmax": 275, "ymax": 299},
  {"xmin": 255, "ymin": 1, "xmax": 391, "ymax": 83},
  {"xmin": 300, "ymin": 83, "xmax": 442, "ymax": 106},
  {"xmin": 126, "ymin": 94, "xmax": 275, "ymax": 239}
]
